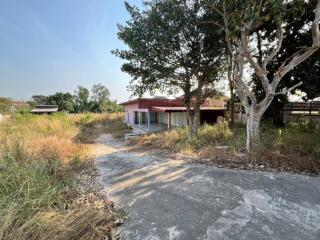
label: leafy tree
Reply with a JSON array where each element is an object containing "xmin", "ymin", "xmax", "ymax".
[
  {"xmin": 30, "ymin": 95, "xmax": 48, "ymax": 105},
  {"xmin": 114, "ymin": 0, "xmax": 224, "ymax": 139},
  {"xmin": 73, "ymin": 86, "xmax": 90, "ymax": 113},
  {"xmin": 91, "ymin": 83, "xmax": 111, "ymax": 113},
  {"xmin": 92, "ymin": 84, "xmax": 110, "ymax": 103},
  {"xmin": 250, "ymin": 0, "xmax": 320, "ymax": 126},
  {"xmin": 207, "ymin": 0, "xmax": 320, "ymax": 152},
  {"xmin": 103, "ymin": 100, "xmax": 124, "ymax": 113},
  {"xmin": 47, "ymin": 92, "xmax": 74, "ymax": 112}
]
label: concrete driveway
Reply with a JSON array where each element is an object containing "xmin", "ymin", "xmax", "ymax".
[{"xmin": 95, "ymin": 134, "xmax": 320, "ymax": 240}]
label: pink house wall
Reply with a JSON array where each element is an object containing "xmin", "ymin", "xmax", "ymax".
[{"xmin": 124, "ymin": 103, "xmax": 148, "ymax": 124}]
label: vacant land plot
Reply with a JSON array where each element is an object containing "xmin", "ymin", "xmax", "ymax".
[{"xmin": 0, "ymin": 113, "xmax": 126, "ymax": 240}]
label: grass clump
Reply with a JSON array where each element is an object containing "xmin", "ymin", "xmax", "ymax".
[{"xmin": 0, "ymin": 113, "xmax": 121, "ymax": 240}]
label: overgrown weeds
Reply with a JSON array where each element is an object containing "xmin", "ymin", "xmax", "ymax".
[
  {"xmin": 0, "ymin": 113, "xmax": 122, "ymax": 240},
  {"xmin": 133, "ymin": 120, "xmax": 320, "ymax": 174},
  {"xmin": 75, "ymin": 112, "xmax": 131, "ymax": 143}
]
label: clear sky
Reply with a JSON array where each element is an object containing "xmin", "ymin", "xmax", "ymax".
[{"xmin": 0, "ymin": 0, "xmax": 143, "ymax": 102}]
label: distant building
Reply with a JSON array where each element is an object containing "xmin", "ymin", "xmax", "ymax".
[
  {"xmin": 31, "ymin": 105, "xmax": 59, "ymax": 114},
  {"xmin": 120, "ymin": 97, "xmax": 227, "ymax": 133}
]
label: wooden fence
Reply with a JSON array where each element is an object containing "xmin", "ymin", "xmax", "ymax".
[{"xmin": 282, "ymin": 102, "xmax": 320, "ymax": 116}]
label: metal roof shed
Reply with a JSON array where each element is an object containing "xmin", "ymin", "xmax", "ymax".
[{"xmin": 31, "ymin": 105, "xmax": 59, "ymax": 114}]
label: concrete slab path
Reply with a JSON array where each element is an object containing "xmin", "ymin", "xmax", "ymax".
[{"xmin": 95, "ymin": 134, "xmax": 320, "ymax": 240}]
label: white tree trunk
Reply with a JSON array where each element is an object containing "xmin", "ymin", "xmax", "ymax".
[{"xmin": 246, "ymin": 109, "xmax": 262, "ymax": 152}]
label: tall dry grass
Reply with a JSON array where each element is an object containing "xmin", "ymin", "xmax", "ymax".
[{"xmin": 0, "ymin": 113, "xmax": 122, "ymax": 240}]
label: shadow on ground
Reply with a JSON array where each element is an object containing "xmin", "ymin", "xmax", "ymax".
[{"xmin": 95, "ymin": 134, "xmax": 320, "ymax": 240}]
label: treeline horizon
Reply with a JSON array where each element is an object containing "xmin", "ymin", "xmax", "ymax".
[{"xmin": 29, "ymin": 83, "xmax": 123, "ymax": 113}]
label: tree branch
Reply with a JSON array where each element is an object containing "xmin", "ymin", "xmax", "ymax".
[
  {"xmin": 202, "ymin": 0, "xmax": 224, "ymax": 16},
  {"xmin": 274, "ymin": 81, "xmax": 303, "ymax": 96},
  {"xmin": 312, "ymin": 0, "xmax": 320, "ymax": 47},
  {"xmin": 198, "ymin": 21, "xmax": 223, "ymax": 28},
  {"xmin": 271, "ymin": 0, "xmax": 320, "ymax": 92},
  {"xmin": 262, "ymin": 17, "xmax": 284, "ymax": 69}
]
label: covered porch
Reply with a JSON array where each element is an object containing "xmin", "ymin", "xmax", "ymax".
[{"xmin": 132, "ymin": 110, "xmax": 187, "ymax": 132}]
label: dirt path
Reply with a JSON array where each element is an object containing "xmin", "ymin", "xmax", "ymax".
[{"xmin": 95, "ymin": 134, "xmax": 320, "ymax": 240}]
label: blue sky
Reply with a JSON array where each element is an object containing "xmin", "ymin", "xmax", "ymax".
[{"xmin": 0, "ymin": 0, "xmax": 143, "ymax": 102}]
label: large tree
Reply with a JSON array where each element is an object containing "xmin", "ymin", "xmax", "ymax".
[
  {"xmin": 73, "ymin": 86, "xmax": 90, "ymax": 113},
  {"xmin": 91, "ymin": 83, "xmax": 111, "ymax": 113},
  {"xmin": 47, "ymin": 92, "xmax": 74, "ymax": 112},
  {"xmin": 207, "ymin": 0, "xmax": 320, "ymax": 152},
  {"xmin": 250, "ymin": 0, "xmax": 320, "ymax": 126},
  {"xmin": 114, "ymin": 0, "xmax": 224, "ymax": 139}
]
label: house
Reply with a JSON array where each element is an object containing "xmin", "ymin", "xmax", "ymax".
[
  {"xmin": 31, "ymin": 105, "xmax": 59, "ymax": 114},
  {"xmin": 120, "ymin": 97, "xmax": 227, "ymax": 132}
]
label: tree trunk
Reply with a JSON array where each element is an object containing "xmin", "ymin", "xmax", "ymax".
[
  {"xmin": 186, "ymin": 105, "xmax": 194, "ymax": 141},
  {"xmin": 193, "ymin": 103, "xmax": 201, "ymax": 136},
  {"xmin": 246, "ymin": 109, "xmax": 262, "ymax": 152},
  {"xmin": 229, "ymin": 88, "xmax": 235, "ymax": 128},
  {"xmin": 193, "ymin": 78, "xmax": 204, "ymax": 136},
  {"xmin": 226, "ymin": 48, "xmax": 235, "ymax": 128}
]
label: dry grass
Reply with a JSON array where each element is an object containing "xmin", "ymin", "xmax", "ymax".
[
  {"xmin": 75, "ymin": 112, "xmax": 132, "ymax": 143},
  {"xmin": 132, "ymin": 120, "xmax": 320, "ymax": 175},
  {"xmin": 0, "ymin": 113, "xmax": 123, "ymax": 240}
]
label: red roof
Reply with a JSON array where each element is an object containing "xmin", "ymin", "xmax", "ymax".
[
  {"xmin": 152, "ymin": 106, "xmax": 226, "ymax": 112},
  {"xmin": 120, "ymin": 98, "xmax": 183, "ymax": 109},
  {"xmin": 121, "ymin": 97, "xmax": 227, "ymax": 111}
]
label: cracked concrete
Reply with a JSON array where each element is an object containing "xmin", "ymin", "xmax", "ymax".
[{"xmin": 95, "ymin": 134, "xmax": 320, "ymax": 240}]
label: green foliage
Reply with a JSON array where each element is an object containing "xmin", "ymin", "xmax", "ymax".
[
  {"xmin": 276, "ymin": 120, "xmax": 320, "ymax": 158},
  {"xmin": 0, "ymin": 98, "xmax": 11, "ymax": 113},
  {"xmin": 0, "ymin": 145, "xmax": 74, "ymax": 223},
  {"xmin": 29, "ymin": 84, "xmax": 123, "ymax": 114},
  {"xmin": 47, "ymin": 92, "xmax": 74, "ymax": 112},
  {"xmin": 73, "ymin": 86, "xmax": 90, "ymax": 113},
  {"xmin": 91, "ymin": 83, "xmax": 110, "ymax": 103},
  {"xmin": 191, "ymin": 123, "xmax": 233, "ymax": 149},
  {"xmin": 114, "ymin": 0, "xmax": 224, "ymax": 98}
]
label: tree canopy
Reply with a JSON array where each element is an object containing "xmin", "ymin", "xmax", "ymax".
[
  {"xmin": 114, "ymin": 0, "xmax": 225, "ymax": 138},
  {"xmin": 30, "ymin": 84, "xmax": 123, "ymax": 113}
]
